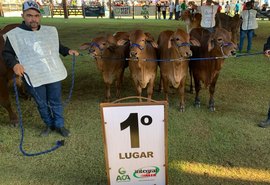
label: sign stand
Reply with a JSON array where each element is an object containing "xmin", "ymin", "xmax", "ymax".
[{"xmin": 100, "ymin": 96, "xmax": 168, "ymax": 185}]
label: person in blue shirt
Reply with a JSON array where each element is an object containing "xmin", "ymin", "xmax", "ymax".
[{"xmin": 234, "ymin": 1, "xmax": 240, "ymax": 14}]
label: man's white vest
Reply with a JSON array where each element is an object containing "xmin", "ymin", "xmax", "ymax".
[
  {"xmin": 199, "ymin": 5, "xmax": 218, "ymax": 28},
  {"xmin": 241, "ymin": 10, "xmax": 258, "ymax": 30},
  {"xmin": 6, "ymin": 26, "xmax": 67, "ymax": 87}
]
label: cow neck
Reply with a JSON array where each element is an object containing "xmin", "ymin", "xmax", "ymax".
[{"xmin": 171, "ymin": 45, "xmax": 183, "ymax": 61}]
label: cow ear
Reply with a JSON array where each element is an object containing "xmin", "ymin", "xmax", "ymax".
[
  {"xmin": 150, "ymin": 41, "xmax": 158, "ymax": 48},
  {"xmin": 79, "ymin": 43, "xmax": 90, "ymax": 50},
  {"xmin": 190, "ymin": 38, "xmax": 200, "ymax": 47},
  {"xmin": 117, "ymin": 39, "xmax": 129, "ymax": 46},
  {"xmin": 168, "ymin": 36, "xmax": 173, "ymax": 49},
  {"xmin": 208, "ymin": 39, "xmax": 215, "ymax": 52},
  {"xmin": 145, "ymin": 32, "xmax": 155, "ymax": 42},
  {"xmin": 106, "ymin": 34, "xmax": 117, "ymax": 46}
]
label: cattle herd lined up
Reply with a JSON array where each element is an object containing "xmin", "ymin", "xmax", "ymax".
[
  {"xmin": 80, "ymin": 22, "xmax": 237, "ymax": 112},
  {"xmin": 0, "ymin": 13, "xmax": 238, "ymax": 126}
]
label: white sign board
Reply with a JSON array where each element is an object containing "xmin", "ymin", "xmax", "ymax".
[{"xmin": 100, "ymin": 102, "xmax": 168, "ymax": 185}]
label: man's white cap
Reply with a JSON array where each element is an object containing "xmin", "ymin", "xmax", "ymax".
[{"xmin": 22, "ymin": 1, "xmax": 40, "ymax": 13}]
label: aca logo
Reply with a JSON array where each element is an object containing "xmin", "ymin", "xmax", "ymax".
[
  {"xmin": 133, "ymin": 166, "xmax": 160, "ymax": 178},
  {"xmin": 116, "ymin": 167, "xmax": 131, "ymax": 182}
]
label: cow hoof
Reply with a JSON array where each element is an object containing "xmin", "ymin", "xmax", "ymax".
[
  {"xmin": 194, "ymin": 102, "xmax": 200, "ymax": 108},
  {"xmin": 209, "ymin": 106, "xmax": 216, "ymax": 112},
  {"xmin": 10, "ymin": 121, "xmax": 18, "ymax": 127},
  {"xmin": 179, "ymin": 106, "xmax": 185, "ymax": 112}
]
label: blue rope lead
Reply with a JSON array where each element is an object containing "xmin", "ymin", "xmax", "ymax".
[
  {"xmin": 235, "ymin": 51, "xmax": 265, "ymax": 58},
  {"xmin": 13, "ymin": 54, "xmax": 76, "ymax": 157},
  {"xmin": 13, "ymin": 75, "xmax": 64, "ymax": 157}
]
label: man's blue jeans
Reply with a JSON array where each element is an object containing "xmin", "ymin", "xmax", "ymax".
[
  {"xmin": 239, "ymin": 29, "xmax": 254, "ymax": 53},
  {"xmin": 24, "ymin": 81, "xmax": 64, "ymax": 128}
]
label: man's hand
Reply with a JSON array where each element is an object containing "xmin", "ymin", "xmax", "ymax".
[
  {"xmin": 68, "ymin": 50, "xmax": 80, "ymax": 56},
  {"xmin": 13, "ymin": 64, "xmax": 25, "ymax": 77},
  {"xmin": 265, "ymin": 49, "xmax": 270, "ymax": 57}
]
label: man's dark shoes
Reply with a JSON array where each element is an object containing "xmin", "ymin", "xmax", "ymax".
[
  {"xmin": 56, "ymin": 127, "xmax": 71, "ymax": 137},
  {"xmin": 40, "ymin": 126, "xmax": 53, "ymax": 137},
  {"xmin": 258, "ymin": 118, "xmax": 270, "ymax": 128}
]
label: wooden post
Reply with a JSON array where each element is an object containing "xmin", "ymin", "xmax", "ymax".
[
  {"xmin": 109, "ymin": 0, "xmax": 112, "ymax": 18},
  {"xmin": 62, "ymin": 0, "xmax": 68, "ymax": 19},
  {"xmin": 0, "ymin": 2, "xmax": 4, "ymax": 17}
]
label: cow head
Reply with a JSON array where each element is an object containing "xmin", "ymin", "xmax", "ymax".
[
  {"xmin": 167, "ymin": 29, "xmax": 192, "ymax": 58},
  {"xmin": 80, "ymin": 35, "xmax": 116, "ymax": 58},
  {"xmin": 208, "ymin": 28, "xmax": 237, "ymax": 57},
  {"xmin": 129, "ymin": 30, "xmax": 157, "ymax": 59}
]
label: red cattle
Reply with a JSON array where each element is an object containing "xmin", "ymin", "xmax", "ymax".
[
  {"xmin": 0, "ymin": 23, "xmax": 25, "ymax": 126},
  {"xmin": 181, "ymin": 11, "xmax": 201, "ymax": 33},
  {"xmin": 120, "ymin": 30, "xmax": 158, "ymax": 101},
  {"xmin": 189, "ymin": 27, "xmax": 237, "ymax": 111},
  {"xmin": 215, "ymin": 13, "xmax": 241, "ymax": 44},
  {"xmin": 80, "ymin": 33, "xmax": 129, "ymax": 102},
  {"xmin": 157, "ymin": 28, "xmax": 199, "ymax": 111}
]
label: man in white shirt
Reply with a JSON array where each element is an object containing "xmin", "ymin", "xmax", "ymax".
[
  {"xmin": 238, "ymin": 1, "xmax": 258, "ymax": 53},
  {"xmin": 225, "ymin": 1, "xmax": 230, "ymax": 15},
  {"xmin": 169, "ymin": 1, "xmax": 175, "ymax": 20}
]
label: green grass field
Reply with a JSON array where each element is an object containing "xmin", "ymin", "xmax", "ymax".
[{"xmin": 0, "ymin": 17, "xmax": 270, "ymax": 185}]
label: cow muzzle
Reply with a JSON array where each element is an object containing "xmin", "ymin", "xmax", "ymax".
[{"xmin": 130, "ymin": 51, "xmax": 138, "ymax": 58}]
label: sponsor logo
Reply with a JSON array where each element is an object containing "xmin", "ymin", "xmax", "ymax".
[
  {"xmin": 116, "ymin": 167, "xmax": 131, "ymax": 182},
  {"xmin": 133, "ymin": 166, "xmax": 160, "ymax": 178}
]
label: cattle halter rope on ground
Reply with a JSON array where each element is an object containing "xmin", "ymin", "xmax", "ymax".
[{"xmin": 13, "ymin": 54, "xmax": 77, "ymax": 157}]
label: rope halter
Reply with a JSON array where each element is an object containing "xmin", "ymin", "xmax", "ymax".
[{"xmin": 130, "ymin": 43, "xmax": 144, "ymax": 50}]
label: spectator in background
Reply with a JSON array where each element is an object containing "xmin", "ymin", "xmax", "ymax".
[
  {"xmin": 161, "ymin": 1, "xmax": 167, "ymax": 19},
  {"xmin": 169, "ymin": 1, "xmax": 175, "ymax": 20},
  {"xmin": 242, "ymin": 1, "xmax": 246, "ymax": 10},
  {"xmin": 156, "ymin": 1, "xmax": 161, "ymax": 19},
  {"xmin": 238, "ymin": 1, "xmax": 258, "ymax": 53},
  {"xmin": 235, "ymin": 1, "xmax": 240, "ymax": 14},
  {"xmin": 217, "ymin": 3, "xmax": 222, "ymax": 13},
  {"xmin": 180, "ymin": 0, "xmax": 187, "ymax": 13},
  {"xmin": 225, "ymin": 1, "xmax": 230, "ymax": 15},
  {"xmin": 258, "ymin": 36, "xmax": 270, "ymax": 128},
  {"xmin": 175, "ymin": 1, "xmax": 180, "ymax": 20}
]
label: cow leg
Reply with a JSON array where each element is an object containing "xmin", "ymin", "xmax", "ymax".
[
  {"xmin": 0, "ymin": 77, "xmax": 18, "ymax": 126},
  {"xmin": 194, "ymin": 78, "xmax": 201, "ymax": 108},
  {"xmin": 178, "ymin": 78, "xmax": 186, "ymax": 112},
  {"xmin": 162, "ymin": 77, "xmax": 169, "ymax": 102},
  {"xmin": 105, "ymin": 83, "xmax": 111, "ymax": 102},
  {"xmin": 135, "ymin": 83, "xmax": 142, "ymax": 102},
  {"xmin": 208, "ymin": 74, "xmax": 219, "ymax": 112},
  {"xmin": 189, "ymin": 67, "xmax": 194, "ymax": 94},
  {"xmin": 158, "ymin": 73, "xmax": 163, "ymax": 93},
  {"xmin": 115, "ymin": 70, "xmax": 124, "ymax": 99},
  {"xmin": 147, "ymin": 78, "xmax": 155, "ymax": 101}
]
